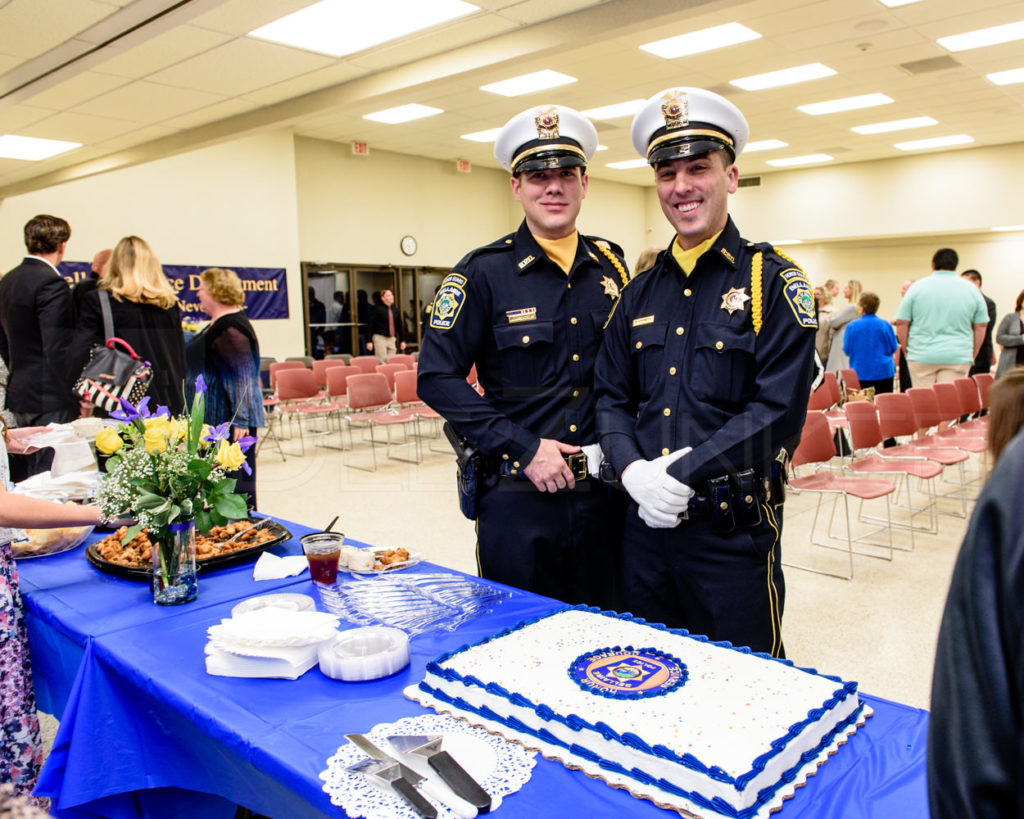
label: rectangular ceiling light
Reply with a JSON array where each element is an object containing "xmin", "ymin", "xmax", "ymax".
[
  {"xmin": 480, "ymin": 70, "xmax": 576, "ymax": 97},
  {"xmin": 851, "ymin": 116, "xmax": 937, "ymax": 134},
  {"xmin": 877, "ymin": 0, "xmax": 924, "ymax": 6},
  {"xmin": 0, "ymin": 134, "xmax": 81, "ymax": 161},
  {"xmin": 606, "ymin": 159, "xmax": 649, "ymax": 169},
  {"xmin": 639, "ymin": 22, "xmax": 761, "ymax": 59},
  {"xmin": 460, "ymin": 128, "xmax": 501, "ymax": 142},
  {"xmin": 731, "ymin": 63, "xmax": 836, "ymax": 91},
  {"xmin": 765, "ymin": 153, "xmax": 834, "ymax": 167},
  {"xmin": 987, "ymin": 66, "xmax": 1024, "ymax": 85},
  {"xmin": 363, "ymin": 104, "xmax": 443, "ymax": 124},
  {"xmin": 249, "ymin": 0, "xmax": 478, "ymax": 57},
  {"xmin": 895, "ymin": 134, "xmax": 973, "ymax": 150},
  {"xmin": 745, "ymin": 139, "xmax": 788, "ymax": 152},
  {"xmin": 992, "ymin": 225, "xmax": 1024, "ymax": 232},
  {"xmin": 798, "ymin": 93, "xmax": 893, "ymax": 115},
  {"xmin": 937, "ymin": 20, "xmax": 1024, "ymax": 52},
  {"xmin": 769, "ymin": 239, "xmax": 804, "ymax": 245},
  {"xmin": 581, "ymin": 99, "xmax": 646, "ymax": 120}
]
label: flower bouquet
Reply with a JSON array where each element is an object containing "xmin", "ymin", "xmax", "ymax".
[{"xmin": 96, "ymin": 375, "xmax": 255, "ymax": 604}]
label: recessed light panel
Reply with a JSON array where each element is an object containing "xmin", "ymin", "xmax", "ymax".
[
  {"xmin": 769, "ymin": 239, "xmax": 804, "ymax": 245},
  {"xmin": 606, "ymin": 159, "xmax": 649, "ymax": 170},
  {"xmin": 765, "ymin": 154, "xmax": 834, "ymax": 167},
  {"xmin": 894, "ymin": 134, "xmax": 973, "ymax": 150},
  {"xmin": 363, "ymin": 104, "xmax": 443, "ymax": 124},
  {"xmin": 460, "ymin": 128, "xmax": 501, "ymax": 142},
  {"xmin": 937, "ymin": 20, "xmax": 1024, "ymax": 52},
  {"xmin": 639, "ymin": 23, "xmax": 761, "ymax": 59},
  {"xmin": 745, "ymin": 139, "xmax": 789, "ymax": 152},
  {"xmin": 249, "ymin": 0, "xmax": 478, "ymax": 57},
  {"xmin": 0, "ymin": 134, "xmax": 81, "ymax": 161},
  {"xmin": 581, "ymin": 100, "xmax": 646, "ymax": 120},
  {"xmin": 480, "ymin": 70, "xmax": 576, "ymax": 97},
  {"xmin": 992, "ymin": 225, "xmax": 1024, "ymax": 232},
  {"xmin": 798, "ymin": 93, "xmax": 893, "ymax": 115},
  {"xmin": 987, "ymin": 67, "xmax": 1024, "ymax": 85},
  {"xmin": 731, "ymin": 63, "xmax": 836, "ymax": 91},
  {"xmin": 851, "ymin": 116, "xmax": 937, "ymax": 134},
  {"xmin": 877, "ymin": 0, "xmax": 925, "ymax": 6}
]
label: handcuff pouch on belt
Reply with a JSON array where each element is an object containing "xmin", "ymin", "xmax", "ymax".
[
  {"xmin": 443, "ymin": 422, "xmax": 482, "ymax": 520},
  {"xmin": 680, "ymin": 455, "xmax": 789, "ymax": 532}
]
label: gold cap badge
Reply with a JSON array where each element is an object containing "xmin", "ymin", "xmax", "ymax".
[
  {"xmin": 661, "ymin": 90, "xmax": 689, "ymax": 131},
  {"xmin": 535, "ymin": 107, "xmax": 560, "ymax": 139}
]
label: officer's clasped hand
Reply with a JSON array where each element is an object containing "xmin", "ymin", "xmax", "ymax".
[
  {"xmin": 621, "ymin": 448, "xmax": 694, "ymax": 529},
  {"xmin": 523, "ymin": 438, "xmax": 580, "ymax": 493}
]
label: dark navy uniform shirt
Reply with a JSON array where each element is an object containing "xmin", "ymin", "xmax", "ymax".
[
  {"xmin": 595, "ymin": 217, "xmax": 818, "ymax": 487},
  {"xmin": 418, "ymin": 220, "xmax": 629, "ymax": 465}
]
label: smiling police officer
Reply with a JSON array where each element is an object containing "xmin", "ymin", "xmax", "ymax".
[
  {"xmin": 595, "ymin": 88, "xmax": 818, "ymax": 656},
  {"xmin": 417, "ymin": 105, "xmax": 629, "ymax": 609}
]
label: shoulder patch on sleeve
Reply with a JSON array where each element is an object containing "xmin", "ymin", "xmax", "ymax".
[
  {"xmin": 429, "ymin": 281, "xmax": 467, "ymax": 330},
  {"xmin": 779, "ymin": 271, "xmax": 817, "ymax": 328}
]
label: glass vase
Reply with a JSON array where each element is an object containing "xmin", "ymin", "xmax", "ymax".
[{"xmin": 152, "ymin": 518, "xmax": 198, "ymax": 605}]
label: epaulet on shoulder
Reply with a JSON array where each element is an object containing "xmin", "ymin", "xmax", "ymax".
[
  {"xmin": 465, "ymin": 233, "xmax": 515, "ymax": 259},
  {"xmin": 750, "ymin": 241, "xmax": 804, "ymax": 275},
  {"xmin": 584, "ymin": 235, "xmax": 625, "ymax": 258}
]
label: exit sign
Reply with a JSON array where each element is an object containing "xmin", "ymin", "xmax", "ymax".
[
  {"xmin": 456, "ymin": 159, "xmax": 471, "ymax": 173},
  {"xmin": 352, "ymin": 141, "xmax": 369, "ymax": 156}
]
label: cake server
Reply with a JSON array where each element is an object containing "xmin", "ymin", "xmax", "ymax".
[
  {"xmin": 346, "ymin": 733, "xmax": 477, "ymax": 819},
  {"xmin": 387, "ymin": 734, "xmax": 492, "ymax": 814},
  {"xmin": 345, "ymin": 757, "xmax": 438, "ymax": 819}
]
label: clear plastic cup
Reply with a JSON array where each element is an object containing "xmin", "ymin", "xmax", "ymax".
[{"xmin": 300, "ymin": 532, "xmax": 344, "ymax": 585}]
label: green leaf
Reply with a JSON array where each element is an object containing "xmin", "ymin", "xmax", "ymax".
[
  {"xmin": 134, "ymin": 492, "xmax": 166, "ymax": 511},
  {"xmin": 120, "ymin": 522, "xmax": 144, "ymax": 545},
  {"xmin": 214, "ymin": 493, "xmax": 248, "ymax": 520},
  {"xmin": 187, "ymin": 459, "xmax": 212, "ymax": 480}
]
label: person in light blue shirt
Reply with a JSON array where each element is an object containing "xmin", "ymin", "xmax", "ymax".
[
  {"xmin": 893, "ymin": 248, "xmax": 988, "ymax": 386},
  {"xmin": 843, "ymin": 291, "xmax": 898, "ymax": 394}
]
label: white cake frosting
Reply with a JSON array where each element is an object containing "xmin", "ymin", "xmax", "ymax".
[{"xmin": 407, "ymin": 606, "xmax": 869, "ymax": 818}]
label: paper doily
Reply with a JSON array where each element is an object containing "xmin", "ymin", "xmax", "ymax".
[{"xmin": 320, "ymin": 713, "xmax": 536, "ymax": 818}]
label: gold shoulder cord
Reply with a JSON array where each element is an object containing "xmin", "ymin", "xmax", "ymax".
[
  {"xmin": 751, "ymin": 251, "xmax": 763, "ymax": 336},
  {"xmin": 592, "ymin": 242, "xmax": 630, "ymax": 288}
]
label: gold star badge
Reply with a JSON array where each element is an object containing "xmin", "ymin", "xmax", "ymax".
[
  {"xmin": 721, "ymin": 287, "xmax": 750, "ymax": 314},
  {"xmin": 601, "ymin": 275, "xmax": 619, "ymax": 298}
]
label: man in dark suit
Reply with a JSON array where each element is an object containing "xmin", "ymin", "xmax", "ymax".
[
  {"xmin": 0, "ymin": 214, "xmax": 78, "ymax": 430},
  {"xmin": 961, "ymin": 269, "xmax": 997, "ymax": 376}
]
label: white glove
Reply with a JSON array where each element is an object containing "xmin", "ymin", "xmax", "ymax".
[
  {"xmin": 582, "ymin": 443, "xmax": 604, "ymax": 476},
  {"xmin": 621, "ymin": 448, "xmax": 694, "ymax": 529}
]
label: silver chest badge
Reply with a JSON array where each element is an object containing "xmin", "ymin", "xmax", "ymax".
[{"xmin": 721, "ymin": 287, "xmax": 750, "ymax": 314}]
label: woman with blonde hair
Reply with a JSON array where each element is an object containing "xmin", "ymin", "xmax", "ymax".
[
  {"xmin": 825, "ymin": 279, "xmax": 863, "ymax": 373},
  {"xmin": 185, "ymin": 268, "xmax": 265, "ymax": 508},
  {"xmin": 72, "ymin": 236, "xmax": 186, "ymax": 413}
]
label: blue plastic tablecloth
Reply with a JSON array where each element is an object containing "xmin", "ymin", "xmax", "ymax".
[{"xmin": 21, "ymin": 520, "xmax": 930, "ymax": 819}]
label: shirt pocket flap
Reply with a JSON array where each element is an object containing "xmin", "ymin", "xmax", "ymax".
[
  {"xmin": 630, "ymin": 321, "xmax": 668, "ymax": 351},
  {"xmin": 494, "ymin": 321, "xmax": 554, "ymax": 350},
  {"xmin": 694, "ymin": 322, "xmax": 755, "ymax": 355}
]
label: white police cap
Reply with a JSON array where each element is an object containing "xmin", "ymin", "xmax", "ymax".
[
  {"xmin": 631, "ymin": 87, "xmax": 748, "ymax": 165},
  {"xmin": 494, "ymin": 105, "xmax": 598, "ymax": 175}
]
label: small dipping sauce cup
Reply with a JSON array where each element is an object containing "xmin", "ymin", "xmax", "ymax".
[{"xmin": 300, "ymin": 532, "xmax": 343, "ymax": 585}]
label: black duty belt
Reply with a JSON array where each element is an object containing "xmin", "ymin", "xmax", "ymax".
[
  {"xmin": 495, "ymin": 450, "xmax": 590, "ymax": 482},
  {"xmin": 679, "ymin": 463, "xmax": 787, "ymax": 533}
]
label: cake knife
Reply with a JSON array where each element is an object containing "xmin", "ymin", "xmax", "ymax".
[
  {"xmin": 387, "ymin": 734, "xmax": 492, "ymax": 814},
  {"xmin": 345, "ymin": 758, "xmax": 438, "ymax": 819},
  {"xmin": 345, "ymin": 733, "xmax": 478, "ymax": 819}
]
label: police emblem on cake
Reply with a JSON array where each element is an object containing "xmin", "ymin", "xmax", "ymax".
[{"xmin": 569, "ymin": 647, "xmax": 687, "ymax": 699}]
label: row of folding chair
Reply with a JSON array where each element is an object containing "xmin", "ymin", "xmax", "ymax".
[{"xmin": 786, "ymin": 374, "xmax": 993, "ymax": 580}]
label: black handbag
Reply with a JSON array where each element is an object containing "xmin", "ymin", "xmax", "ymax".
[{"xmin": 74, "ymin": 291, "xmax": 154, "ymax": 412}]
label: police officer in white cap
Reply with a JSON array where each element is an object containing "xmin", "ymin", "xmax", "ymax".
[
  {"xmin": 595, "ymin": 88, "xmax": 818, "ymax": 656},
  {"xmin": 418, "ymin": 104, "xmax": 629, "ymax": 610}
]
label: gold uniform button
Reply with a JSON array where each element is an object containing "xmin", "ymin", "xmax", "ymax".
[
  {"xmin": 676, "ymin": 326, "xmax": 684, "ymax": 335},
  {"xmin": 661, "ymin": 447, "xmax": 670, "ymax": 456},
  {"xmin": 502, "ymin": 453, "xmax": 509, "ymax": 460},
  {"xmin": 570, "ymin": 317, "xmax": 578, "ymax": 325},
  {"xmin": 572, "ymin": 389, "xmax": 580, "ymax": 397},
  {"xmin": 669, "ymin": 366, "xmax": 677, "ymax": 375},
  {"xmin": 510, "ymin": 468, "xmax": 517, "ymax": 475},
  {"xmin": 744, "ymin": 494, "xmax": 754, "ymax": 504},
  {"xmin": 635, "ymin": 341, "xmax": 643, "ymax": 349},
  {"xmin": 715, "ymin": 340, "xmax": 724, "ymax": 350},
  {"xmin": 719, "ymin": 501, "xmax": 729, "ymax": 511},
  {"xmin": 513, "ymin": 461, "xmax": 520, "ymax": 468},
  {"xmin": 684, "ymin": 288, "xmax": 692, "ymax": 297},
  {"xmin": 663, "ymin": 408, "xmax": 671, "ymax": 416},
  {"xmin": 522, "ymin": 335, "xmax": 530, "ymax": 344},
  {"xmin": 572, "ymin": 353, "xmax": 580, "ymax": 362},
  {"xmin": 569, "ymin": 424, "xmax": 577, "ymax": 432},
  {"xmin": 505, "ymin": 239, "xmax": 513, "ymax": 244}
]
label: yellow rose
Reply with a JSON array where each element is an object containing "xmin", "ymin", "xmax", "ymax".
[
  {"xmin": 95, "ymin": 427, "xmax": 124, "ymax": 455},
  {"xmin": 143, "ymin": 416, "xmax": 171, "ymax": 435},
  {"xmin": 143, "ymin": 427, "xmax": 168, "ymax": 454},
  {"xmin": 168, "ymin": 418, "xmax": 188, "ymax": 441},
  {"xmin": 215, "ymin": 439, "xmax": 245, "ymax": 471}
]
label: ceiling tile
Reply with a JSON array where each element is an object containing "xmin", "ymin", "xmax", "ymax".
[
  {"xmin": 19, "ymin": 70, "xmax": 127, "ymax": 110},
  {"xmin": 190, "ymin": 0, "xmax": 318, "ymax": 36},
  {"xmin": 70, "ymin": 80, "xmax": 227, "ymax": 123},
  {"xmin": 146, "ymin": 38, "xmax": 336, "ymax": 97},
  {"xmin": 19, "ymin": 109, "xmax": 138, "ymax": 143},
  {"xmin": 0, "ymin": 104, "xmax": 53, "ymax": 133},
  {"xmin": 238, "ymin": 63, "xmax": 370, "ymax": 106},
  {"xmin": 159, "ymin": 98, "xmax": 258, "ymax": 131},
  {"xmin": 0, "ymin": 0, "xmax": 114, "ymax": 58},
  {"xmin": 93, "ymin": 25, "xmax": 233, "ymax": 79}
]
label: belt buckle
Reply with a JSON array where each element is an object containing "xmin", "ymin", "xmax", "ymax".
[{"xmin": 566, "ymin": 452, "xmax": 588, "ymax": 481}]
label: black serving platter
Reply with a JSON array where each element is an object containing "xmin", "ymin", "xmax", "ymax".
[{"xmin": 85, "ymin": 517, "xmax": 293, "ymax": 581}]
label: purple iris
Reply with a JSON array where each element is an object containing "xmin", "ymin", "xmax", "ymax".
[
  {"xmin": 194, "ymin": 374, "xmax": 207, "ymax": 396},
  {"xmin": 111, "ymin": 395, "xmax": 150, "ymax": 422},
  {"xmin": 202, "ymin": 422, "xmax": 231, "ymax": 443}
]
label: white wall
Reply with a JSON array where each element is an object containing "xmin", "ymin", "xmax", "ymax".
[{"xmin": 0, "ymin": 131, "xmax": 304, "ymax": 359}]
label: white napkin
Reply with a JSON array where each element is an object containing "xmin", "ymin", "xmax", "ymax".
[
  {"xmin": 207, "ymin": 608, "xmax": 339, "ymax": 647},
  {"xmin": 253, "ymin": 551, "xmax": 309, "ymax": 581},
  {"xmin": 14, "ymin": 470, "xmax": 101, "ymax": 501}
]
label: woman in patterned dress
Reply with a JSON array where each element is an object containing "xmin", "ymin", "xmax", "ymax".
[{"xmin": 0, "ymin": 424, "xmax": 123, "ymax": 801}]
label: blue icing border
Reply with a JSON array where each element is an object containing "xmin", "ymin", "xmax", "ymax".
[
  {"xmin": 568, "ymin": 646, "xmax": 688, "ymax": 699},
  {"xmin": 419, "ymin": 604, "xmax": 864, "ymax": 818}
]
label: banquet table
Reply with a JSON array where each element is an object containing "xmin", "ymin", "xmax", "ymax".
[{"xmin": 19, "ymin": 517, "xmax": 931, "ymax": 819}]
